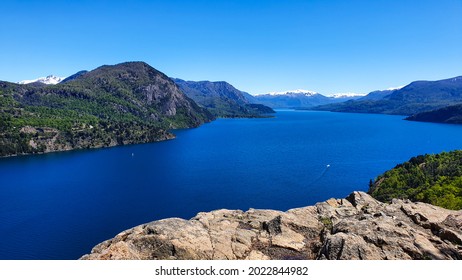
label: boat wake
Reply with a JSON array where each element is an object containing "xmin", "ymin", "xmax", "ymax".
[{"xmin": 306, "ymin": 164, "xmax": 331, "ymax": 187}]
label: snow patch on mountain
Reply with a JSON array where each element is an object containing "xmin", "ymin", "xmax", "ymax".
[
  {"xmin": 386, "ymin": 85, "xmax": 406, "ymax": 91},
  {"xmin": 328, "ymin": 92, "xmax": 366, "ymax": 99},
  {"xmin": 258, "ymin": 89, "xmax": 319, "ymax": 96},
  {"xmin": 19, "ymin": 75, "xmax": 65, "ymax": 85}
]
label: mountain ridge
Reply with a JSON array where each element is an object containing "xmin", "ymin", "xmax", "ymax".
[
  {"xmin": 60, "ymin": 70, "xmax": 88, "ymax": 83},
  {"xmin": 252, "ymin": 90, "xmax": 364, "ymax": 109}
]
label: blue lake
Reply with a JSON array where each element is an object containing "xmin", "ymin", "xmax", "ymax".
[{"xmin": 1, "ymin": 110, "xmax": 462, "ymax": 259}]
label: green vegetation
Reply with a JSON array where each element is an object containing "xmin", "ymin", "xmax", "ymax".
[
  {"xmin": 368, "ymin": 151, "xmax": 462, "ymax": 210},
  {"xmin": 0, "ymin": 62, "xmax": 213, "ymax": 157},
  {"xmin": 406, "ymin": 104, "xmax": 462, "ymax": 124},
  {"xmin": 202, "ymin": 103, "xmax": 274, "ymax": 118},
  {"xmin": 319, "ymin": 216, "xmax": 333, "ymax": 231}
]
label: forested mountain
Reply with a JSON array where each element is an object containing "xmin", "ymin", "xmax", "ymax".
[
  {"xmin": 173, "ymin": 79, "xmax": 274, "ymax": 117},
  {"xmin": 314, "ymin": 76, "xmax": 462, "ymax": 115},
  {"xmin": 0, "ymin": 62, "xmax": 213, "ymax": 157}
]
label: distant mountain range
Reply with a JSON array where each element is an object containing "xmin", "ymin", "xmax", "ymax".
[
  {"xmin": 252, "ymin": 90, "xmax": 364, "ymax": 108},
  {"xmin": 313, "ymin": 76, "xmax": 462, "ymax": 116},
  {"xmin": 329, "ymin": 93, "xmax": 366, "ymax": 99},
  {"xmin": 19, "ymin": 75, "xmax": 65, "ymax": 85},
  {"xmin": 250, "ymin": 76, "xmax": 462, "ymax": 125},
  {"xmin": 173, "ymin": 79, "xmax": 274, "ymax": 117}
]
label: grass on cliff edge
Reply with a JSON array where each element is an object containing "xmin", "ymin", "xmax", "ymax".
[{"xmin": 368, "ymin": 150, "xmax": 462, "ymax": 210}]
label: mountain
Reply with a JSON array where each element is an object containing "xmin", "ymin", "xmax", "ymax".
[
  {"xmin": 328, "ymin": 93, "xmax": 365, "ymax": 100},
  {"xmin": 0, "ymin": 62, "xmax": 213, "ymax": 157},
  {"xmin": 252, "ymin": 90, "xmax": 364, "ymax": 109},
  {"xmin": 253, "ymin": 90, "xmax": 333, "ymax": 108},
  {"xmin": 19, "ymin": 75, "xmax": 65, "ymax": 85},
  {"xmin": 60, "ymin": 70, "xmax": 88, "ymax": 83},
  {"xmin": 313, "ymin": 76, "xmax": 462, "ymax": 115},
  {"xmin": 357, "ymin": 89, "xmax": 396, "ymax": 101},
  {"xmin": 406, "ymin": 103, "xmax": 462, "ymax": 124},
  {"xmin": 81, "ymin": 191, "xmax": 462, "ymax": 260},
  {"xmin": 173, "ymin": 79, "xmax": 274, "ymax": 117}
]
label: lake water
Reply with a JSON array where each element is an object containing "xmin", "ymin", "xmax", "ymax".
[{"xmin": 1, "ymin": 110, "xmax": 462, "ymax": 259}]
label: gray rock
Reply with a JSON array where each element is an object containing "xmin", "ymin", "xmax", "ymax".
[{"xmin": 81, "ymin": 192, "xmax": 462, "ymax": 260}]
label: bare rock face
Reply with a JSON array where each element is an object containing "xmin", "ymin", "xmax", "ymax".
[{"xmin": 80, "ymin": 192, "xmax": 462, "ymax": 260}]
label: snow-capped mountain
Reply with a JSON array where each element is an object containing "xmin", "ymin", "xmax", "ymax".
[
  {"xmin": 252, "ymin": 89, "xmax": 368, "ymax": 109},
  {"xmin": 253, "ymin": 89, "xmax": 333, "ymax": 108},
  {"xmin": 261, "ymin": 89, "xmax": 319, "ymax": 96},
  {"xmin": 19, "ymin": 75, "xmax": 65, "ymax": 85},
  {"xmin": 328, "ymin": 92, "xmax": 366, "ymax": 99},
  {"xmin": 386, "ymin": 85, "xmax": 406, "ymax": 91}
]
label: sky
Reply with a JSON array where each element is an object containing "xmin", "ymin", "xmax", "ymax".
[{"xmin": 1, "ymin": 0, "xmax": 461, "ymax": 95}]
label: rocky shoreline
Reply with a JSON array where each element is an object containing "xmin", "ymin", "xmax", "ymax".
[
  {"xmin": 0, "ymin": 128, "xmax": 176, "ymax": 158},
  {"xmin": 81, "ymin": 191, "xmax": 462, "ymax": 260}
]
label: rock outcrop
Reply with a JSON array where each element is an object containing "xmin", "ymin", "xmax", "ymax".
[{"xmin": 81, "ymin": 192, "xmax": 462, "ymax": 260}]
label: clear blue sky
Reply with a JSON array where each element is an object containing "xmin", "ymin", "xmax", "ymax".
[{"xmin": 1, "ymin": 0, "xmax": 461, "ymax": 95}]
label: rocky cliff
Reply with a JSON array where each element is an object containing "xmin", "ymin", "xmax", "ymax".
[{"xmin": 81, "ymin": 192, "xmax": 462, "ymax": 260}]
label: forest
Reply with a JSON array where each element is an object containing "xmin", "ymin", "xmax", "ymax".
[{"xmin": 369, "ymin": 150, "xmax": 462, "ymax": 210}]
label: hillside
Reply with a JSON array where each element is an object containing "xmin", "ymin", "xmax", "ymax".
[
  {"xmin": 406, "ymin": 104, "xmax": 462, "ymax": 124},
  {"xmin": 313, "ymin": 76, "xmax": 462, "ymax": 115},
  {"xmin": 81, "ymin": 191, "xmax": 462, "ymax": 260},
  {"xmin": 173, "ymin": 79, "xmax": 274, "ymax": 117},
  {"xmin": 369, "ymin": 150, "xmax": 462, "ymax": 210},
  {"xmin": 0, "ymin": 62, "xmax": 213, "ymax": 157}
]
